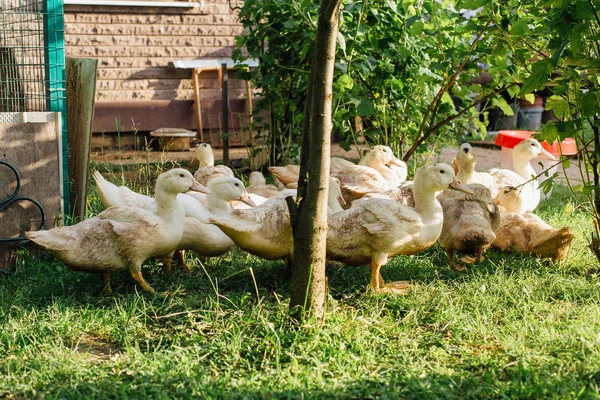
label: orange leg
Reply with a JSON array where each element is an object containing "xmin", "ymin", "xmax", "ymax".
[
  {"xmin": 130, "ymin": 270, "xmax": 155, "ymax": 294},
  {"xmin": 175, "ymin": 250, "xmax": 191, "ymax": 273},
  {"xmin": 101, "ymin": 272, "xmax": 112, "ymax": 294}
]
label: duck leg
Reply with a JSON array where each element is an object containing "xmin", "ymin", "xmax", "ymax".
[
  {"xmin": 162, "ymin": 254, "xmax": 173, "ymax": 273},
  {"xmin": 369, "ymin": 256, "xmax": 410, "ymax": 295},
  {"xmin": 129, "ymin": 265, "xmax": 155, "ymax": 294},
  {"xmin": 101, "ymin": 272, "xmax": 112, "ymax": 294},
  {"xmin": 174, "ymin": 250, "xmax": 191, "ymax": 273}
]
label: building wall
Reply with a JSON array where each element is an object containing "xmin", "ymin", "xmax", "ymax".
[{"xmin": 63, "ymin": 0, "xmax": 251, "ymax": 143}]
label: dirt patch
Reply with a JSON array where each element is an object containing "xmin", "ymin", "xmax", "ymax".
[{"xmin": 73, "ymin": 333, "xmax": 121, "ymax": 362}]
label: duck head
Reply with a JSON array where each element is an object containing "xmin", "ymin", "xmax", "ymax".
[
  {"xmin": 193, "ymin": 143, "xmax": 215, "ymax": 167},
  {"xmin": 513, "ymin": 139, "xmax": 556, "ymax": 162},
  {"xmin": 158, "ymin": 168, "xmax": 211, "ymax": 194},
  {"xmin": 208, "ymin": 176, "xmax": 256, "ymax": 207},
  {"xmin": 249, "ymin": 171, "xmax": 267, "ymax": 187},
  {"xmin": 416, "ymin": 163, "xmax": 474, "ymax": 194}
]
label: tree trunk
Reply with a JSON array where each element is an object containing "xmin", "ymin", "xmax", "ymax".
[{"xmin": 287, "ymin": 0, "xmax": 342, "ymax": 320}]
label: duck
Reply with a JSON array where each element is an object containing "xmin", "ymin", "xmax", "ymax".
[
  {"xmin": 437, "ymin": 183, "xmax": 501, "ymax": 270},
  {"xmin": 208, "ymin": 177, "xmax": 346, "ymax": 263},
  {"xmin": 268, "ymin": 164, "xmax": 300, "ymax": 189},
  {"xmin": 94, "ymin": 172, "xmax": 255, "ymax": 270},
  {"xmin": 491, "ymin": 212, "xmax": 574, "ymax": 261},
  {"xmin": 488, "ymin": 139, "xmax": 556, "ymax": 213},
  {"xmin": 326, "ymin": 163, "xmax": 473, "ymax": 294},
  {"xmin": 26, "ymin": 169, "xmax": 209, "ymax": 293},
  {"xmin": 171, "ymin": 176, "xmax": 256, "ymax": 270},
  {"xmin": 192, "ymin": 143, "xmax": 235, "ymax": 186},
  {"xmin": 358, "ymin": 145, "xmax": 407, "ymax": 183},
  {"xmin": 275, "ymin": 176, "xmax": 346, "ymax": 214},
  {"xmin": 246, "ymin": 171, "xmax": 281, "ymax": 198},
  {"xmin": 452, "ymin": 143, "xmax": 498, "ymax": 197}
]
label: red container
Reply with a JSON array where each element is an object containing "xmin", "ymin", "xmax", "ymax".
[{"xmin": 495, "ymin": 130, "xmax": 577, "ymax": 156}]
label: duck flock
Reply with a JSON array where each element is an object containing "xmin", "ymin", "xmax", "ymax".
[{"xmin": 26, "ymin": 140, "xmax": 574, "ymax": 295}]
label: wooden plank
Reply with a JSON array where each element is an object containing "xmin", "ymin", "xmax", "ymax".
[
  {"xmin": 66, "ymin": 57, "xmax": 99, "ymax": 221},
  {"xmin": 0, "ymin": 47, "xmax": 26, "ymax": 112},
  {"xmin": 0, "ymin": 119, "xmax": 62, "ymax": 271}
]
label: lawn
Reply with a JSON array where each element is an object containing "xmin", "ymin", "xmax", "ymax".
[{"xmin": 1, "ymin": 179, "xmax": 599, "ymax": 399}]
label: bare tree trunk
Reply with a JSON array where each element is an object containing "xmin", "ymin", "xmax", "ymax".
[{"xmin": 287, "ymin": 0, "xmax": 342, "ymax": 320}]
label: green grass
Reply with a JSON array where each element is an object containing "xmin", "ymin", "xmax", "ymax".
[{"xmin": 2, "ymin": 182, "xmax": 600, "ymax": 399}]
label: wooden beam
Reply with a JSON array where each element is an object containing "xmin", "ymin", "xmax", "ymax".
[
  {"xmin": 66, "ymin": 57, "xmax": 98, "ymax": 221},
  {"xmin": 192, "ymin": 68, "xmax": 204, "ymax": 141}
]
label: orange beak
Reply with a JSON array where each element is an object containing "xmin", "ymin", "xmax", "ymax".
[
  {"xmin": 449, "ymin": 177, "xmax": 474, "ymax": 194},
  {"xmin": 539, "ymin": 147, "xmax": 557, "ymax": 160},
  {"xmin": 190, "ymin": 179, "xmax": 211, "ymax": 194},
  {"xmin": 240, "ymin": 190, "xmax": 257, "ymax": 207}
]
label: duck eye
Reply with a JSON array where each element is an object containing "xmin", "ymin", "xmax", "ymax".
[
  {"xmin": 202, "ymin": 144, "xmax": 208, "ymax": 147},
  {"xmin": 234, "ymin": 183, "xmax": 239, "ymax": 187},
  {"xmin": 179, "ymin": 174, "xmax": 185, "ymax": 178},
  {"xmin": 439, "ymin": 169, "xmax": 445, "ymax": 174}
]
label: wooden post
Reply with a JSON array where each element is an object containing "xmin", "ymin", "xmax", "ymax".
[
  {"xmin": 192, "ymin": 68, "xmax": 204, "ymax": 141},
  {"xmin": 66, "ymin": 57, "xmax": 98, "ymax": 221},
  {"xmin": 221, "ymin": 63, "xmax": 229, "ymax": 167}
]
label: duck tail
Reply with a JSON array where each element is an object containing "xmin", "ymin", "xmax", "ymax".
[{"xmin": 26, "ymin": 229, "xmax": 70, "ymax": 251}]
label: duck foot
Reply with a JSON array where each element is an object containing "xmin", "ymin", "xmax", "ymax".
[
  {"xmin": 460, "ymin": 255, "xmax": 483, "ymax": 264},
  {"xmin": 376, "ymin": 280, "xmax": 411, "ymax": 295},
  {"xmin": 449, "ymin": 262, "xmax": 467, "ymax": 272}
]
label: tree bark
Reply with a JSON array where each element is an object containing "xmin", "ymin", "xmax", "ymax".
[{"xmin": 288, "ymin": 0, "xmax": 342, "ymax": 319}]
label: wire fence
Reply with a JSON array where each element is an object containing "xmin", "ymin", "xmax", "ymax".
[{"xmin": 0, "ymin": 0, "xmax": 65, "ymax": 113}]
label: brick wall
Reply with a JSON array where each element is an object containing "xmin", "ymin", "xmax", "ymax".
[{"xmin": 64, "ymin": 1, "xmax": 252, "ymax": 140}]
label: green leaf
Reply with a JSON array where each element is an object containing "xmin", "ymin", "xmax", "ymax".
[
  {"xmin": 409, "ymin": 20, "xmax": 424, "ymax": 35},
  {"xmin": 579, "ymin": 91, "xmax": 600, "ymax": 118},
  {"xmin": 523, "ymin": 93, "xmax": 535, "ymax": 105},
  {"xmin": 441, "ymin": 92, "xmax": 454, "ymax": 106},
  {"xmin": 357, "ymin": 99, "xmax": 375, "ymax": 116},
  {"xmin": 337, "ymin": 74, "xmax": 354, "ymax": 90},
  {"xmin": 511, "ymin": 19, "xmax": 530, "ymax": 36},
  {"xmin": 519, "ymin": 60, "xmax": 552, "ymax": 95},
  {"xmin": 493, "ymin": 97, "xmax": 515, "ymax": 116},
  {"xmin": 544, "ymin": 95, "xmax": 570, "ymax": 119},
  {"xmin": 337, "ymin": 32, "xmax": 346, "ymax": 56},
  {"xmin": 507, "ymin": 85, "xmax": 520, "ymax": 99}
]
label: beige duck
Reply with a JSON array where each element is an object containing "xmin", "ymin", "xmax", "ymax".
[
  {"xmin": 491, "ymin": 213, "xmax": 574, "ymax": 261},
  {"xmin": 358, "ymin": 145, "xmax": 407, "ymax": 183},
  {"xmin": 93, "ymin": 172, "xmax": 254, "ymax": 269},
  {"xmin": 26, "ymin": 169, "xmax": 209, "ymax": 293},
  {"xmin": 268, "ymin": 164, "xmax": 300, "ymax": 189},
  {"xmin": 247, "ymin": 171, "xmax": 281, "ymax": 198},
  {"xmin": 172, "ymin": 177, "xmax": 256, "ymax": 270},
  {"xmin": 192, "ymin": 143, "xmax": 235, "ymax": 186},
  {"xmin": 209, "ymin": 177, "xmax": 345, "ymax": 262},
  {"xmin": 326, "ymin": 163, "xmax": 473, "ymax": 294},
  {"xmin": 437, "ymin": 183, "xmax": 501, "ymax": 270}
]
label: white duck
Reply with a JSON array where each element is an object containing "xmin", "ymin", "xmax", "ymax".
[
  {"xmin": 489, "ymin": 138, "xmax": 556, "ymax": 213},
  {"xmin": 246, "ymin": 171, "xmax": 281, "ymax": 198},
  {"xmin": 209, "ymin": 177, "xmax": 346, "ymax": 262},
  {"xmin": 26, "ymin": 169, "xmax": 209, "ymax": 293},
  {"xmin": 326, "ymin": 163, "xmax": 473, "ymax": 294},
  {"xmin": 358, "ymin": 145, "xmax": 407, "ymax": 183},
  {"xmin": 172, "ymin": 177, "xmax": 256, "ymax": 270},
  {"xmin": 192, "ymin": 143, "xmax": 234, "ymax": 186}
]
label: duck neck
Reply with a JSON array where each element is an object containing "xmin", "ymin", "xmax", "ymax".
[
  {"xmin": 513, "ymin": 156, "xmax": 536, "ymax": 181},
  {"xmin": 154, "ymin": 187, "xmax": 182, "ymax": 219},
  {"xmin": 364, "ymin": 157, "xmax": 395, "ymax": 180},
  {"xmin": 208, "ymin": 195, "xmax": 233, "ymax": 214},
  {"xmin": 412, "ymin": 181, "xmax": 443, "ymax": 223}
]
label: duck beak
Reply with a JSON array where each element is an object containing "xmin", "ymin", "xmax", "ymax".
[
  {"xmin": 389, "ymin": 157, "xmax": 405, "ymax": 167},
  {"xmin": 337, "ymin": 195, "xmax": 346, "ymax": 207},
  {"xmin": 539, "ymin": 147, "xmax": 557, "ymax": 160},
  {"xmin": 190, "ymin": 180, "xmax": 211, "ymax": 194},
  {"xmin": 449, "ymin": 177, "xmax": 474, "ymax": 194},
  {"xmin": 240, "ymin": 190, "xmax": 257, "ymax": 207}
]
